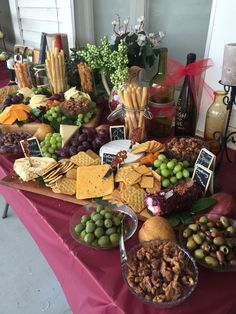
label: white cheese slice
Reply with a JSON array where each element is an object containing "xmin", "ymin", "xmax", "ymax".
[{"xmin": 60, "ymin": 124, "xmax": 79, "ymax": 147}]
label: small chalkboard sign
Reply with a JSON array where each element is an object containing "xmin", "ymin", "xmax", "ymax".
[
  {"xmin": 192, "ymin": 164, "xmax": 213, "ymax": 193},
  {"xmin": 102, "ymin": 152, "xmax": 116, "ymax": 165},
  {"xmin": 109, "ymin": 125, "xmax": 126, "ymax": 141},
  {"xmin": 195, "ymin": 148, "xmax": 215, "ymax": 170},
  {"xmin": 20, "ymin": 137, "xmax": 42, "ymax": 157}
]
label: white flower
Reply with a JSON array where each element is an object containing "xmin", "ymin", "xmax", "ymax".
[
  {"xmin": 137, "ymin": 16, "xmax": 144, "ymax": 23},
  {"xmin": 134, "ymin": 24, "xmax": 139, "ymax": 31},
  {"xmin": 124, "ymin": 18, "xmax": 129, "ymax": 25},
  {"xmin": 158, "ymin": 31, "xmax": 165, "ymax": 39},
  {"xmin": 112, "ymin": 20, "xmax": 117, "ymax": 26},
  {"xmin": 137, "ymin": 34, "xmax": 146, "ymax": 47},
  {"xmin": 113, "ymin": 94, "xmax": 120, "ymax": 102},
  {"xmin": 149, "ymin": 33, "xmax": 154, "ymax": 38}
]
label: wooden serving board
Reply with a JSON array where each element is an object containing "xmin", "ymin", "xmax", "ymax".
[
  {"xmin": 0, "ymin": 171, "xmax": 89, "ymax": 206},
  {"xmin": 0, "ymin": 171, "xmax": 152, "ymax": 221}
]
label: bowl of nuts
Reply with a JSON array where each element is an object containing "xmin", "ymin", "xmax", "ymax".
[
  {"xmin": 122, "ymin": 240, "xmax": 198, "ymax": 308},
  {"xmin": 179, "ymin": 215, "xmax": 236, "ymax": 272}
]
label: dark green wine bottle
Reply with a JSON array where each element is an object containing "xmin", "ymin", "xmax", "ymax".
[{"xmin": 175, "ymin": 53, "xmax": 197, "ymax": 136}]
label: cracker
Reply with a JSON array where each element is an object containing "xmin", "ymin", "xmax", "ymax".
[
  {"xmin": 122, "ymin": 162, "xmax": 140, "ymax": 168},
  {"xmin": 121, "ymin": 185, "xmax": 138, "ymax": 202},
  {"xmin": 131, "ymin": 142, "xmax": 149, "ymax": 154},
  {"xmin": 55, "ymin": 177, "xmax": 76, "ymax": 195},
  {"xmin": 115, "ymin": 167, "xmax": 133, "ymax": 182},
  {"xmin": 86, "ymin": 149, "xmax": 99, "ymax": 160},
  {"xmin": 146, "ymin": 180, "xmax": 161, "ymax": 193},
  {"xmin": 152, "ymin": 170, "xmax": 161, "ymax": 182},
  {"xmin": 124, "ymin": 170, "xmax": 142, "ymax": 185},
  {"xmin": 135, "ymin": 165, "xmax": 152, "ymax": 175},
  {"xmin": 65, "ymin": 168, "xmax": 77, "ymax": 179},
  {"xmin": 44, "ymin": 174, "xmax": 63, "ymax": 184},
  {"xmin": 41, "ymin": 162, "xmax": 58, "ymax": 176},
  {"xmin": 70, "ymin": 151, "xmax": 96, "ymax": 167},
  {"xmin": 140, "ymin": 176, "xmax": 154, "ymax": 189},
  {"xmin": 128, "ymin": 188, "xmax": 147, "ymax": 213}
]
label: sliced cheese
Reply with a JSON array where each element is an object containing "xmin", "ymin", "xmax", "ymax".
[
  {"xmin": 76, "ymin": 164, "xmax": 114, "ymax": 199},
  {"xmin": 29, "ymin": 95, "xmax": 48, "ymax": 109},
  {"xmin": 60, "ymin": 124, "xmax": 79, "ymax": 147},
  {"xmin": 18, "ymin": 87, "xmax": 34, "ymax": 98}
]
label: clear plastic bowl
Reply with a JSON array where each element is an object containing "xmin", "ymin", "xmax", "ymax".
[
  {"xmin": 122, "ymin": 239, "xmax": 198, "ymax": 308},
  {"xmin": 69, "ymin": 202, "xmax": 138, "ymax": 250}
]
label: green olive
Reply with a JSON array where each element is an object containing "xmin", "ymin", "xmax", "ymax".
[
  {"xmin": 210, "ymin": 227, "xmax": 218, "ymax": 234},
  {"xmin": 213, "ymin": 236, "xmax": 224, "ymax": 246},
  {"xmin": 199, "ymin": 216, "xmax": 208, "ymax": 224},
  {"xmin": 192, "ymin": 233, "xmax": 203, "ymax": 245},
  {"xmin": 227, "ymin": 226, "xmax": 235, "ymax": 235},
  {"xmin": 210, "ymin": 244, "xmax": 218, "ymax": 252},
  {"xmin": 198, "ymin": 231, "xmax": 206, "ymax": 240},
  {"xmin": 219, "ymin": 245, "xmax": 230, "ymax": 255},
  {"xmin": 225, "ymin": 238, "xmax": 236, "ymax": 248},
  {"xmin": 187, "ymin": 239, "xmax": 197, "ymax": 250},
  {"xmin": 220, "ymin": 216, "xmax": 230, "ymax": 228},
  {"xmin": 207, "ymin": 221, "xmax": 215, "ymax": 228},
  {"xmin": 188, "ymin": 224, "xmax": 199, "ymax": 232},
  {"xmin": 200, "ymin": 224, "xmax": 208, "ymax": 232},
  {"xmin": 194, "ymin": 249, "xmax": 205, "ymax": 259},
  {"xmin": 205, "ymin": 256, "xmax": 219, "ymax": 267},
  {"xmin": 183, "ymin": 228, "xmax": 193, "ymax": 238}
]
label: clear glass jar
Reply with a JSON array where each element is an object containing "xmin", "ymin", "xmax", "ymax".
[{"xmin": 204, "ymin": 90, "xmax": 228, "ymax": 154}]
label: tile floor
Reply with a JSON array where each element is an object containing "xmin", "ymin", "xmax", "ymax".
[{"xmin": 0, "ymin": 195, "xmax": 72, "ymax": 314}]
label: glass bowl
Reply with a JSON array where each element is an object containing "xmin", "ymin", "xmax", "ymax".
[
  {"xmin": 69, "ymin": 202, "xmax": 138, "ymax": 250},
  {"xmin": 179, "ymin": 216, "xmax": 236, "ymax": 272},
  {"xmin": 122, "ymin": 239, "xmax": 198, "ymax": 308}
]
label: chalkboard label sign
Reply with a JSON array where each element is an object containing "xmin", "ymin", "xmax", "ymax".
[
  {"xmin": 195, "ymin": 148, "xmax": 215, "ymax": 170},
  {"xmin": 110, "ymin": 125, "xmax": 126, "ymax": 141},
  {"xmin": 102, "ymin": 152, "xmax": 116, "ymax": 165},
  {"xmin": 192, "ymin": 164, "xmax": 213, "ymax": 193},
  {"xmin": 20, "ymin": 137, "xmax": 42, "ymax": 157}
]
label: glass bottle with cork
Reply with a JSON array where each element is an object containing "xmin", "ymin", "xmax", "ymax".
[
  {"xmin": 175, "ymin": 53, "xmax": 198, "ymax": 137},
  {"xmin": 204, "ymin": 90, "xmax": 227, "ymax": 154},
  {"xmin": 148, "ymin": 47, "xmax": 175, "ymax": 137}
]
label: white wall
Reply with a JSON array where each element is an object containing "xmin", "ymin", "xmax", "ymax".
[{"xmin": 197, "ymin": 0, "xmax": 236, "ymax": 148}]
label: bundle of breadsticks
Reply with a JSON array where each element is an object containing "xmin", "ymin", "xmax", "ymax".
[
  {"xmin": 118, "ymin": 85, "xmax": 148, "ymax": 142},
  {"xmin": 45, "ymin": 48, "xmax": 66, "ymax": 94},
  {"xmin": 14, "ymin": 63, "xmax": 31, "ymax": 88},
  {"xmin": 77, "ymin": 62, "xmax": 93, "ymax": 93}
]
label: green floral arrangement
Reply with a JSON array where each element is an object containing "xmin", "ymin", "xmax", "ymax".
[
  {"xmin": 111, "ymin": 15, "xmax": 165, "ymax": 69},
  {"xmin": 77, "ymin": 37, "xmax": 128, "ymax": 96}
]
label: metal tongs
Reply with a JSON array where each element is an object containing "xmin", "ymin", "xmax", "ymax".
[{"xmin": 119, "ymin": 215, "xmax": 127, "ymax": 266}]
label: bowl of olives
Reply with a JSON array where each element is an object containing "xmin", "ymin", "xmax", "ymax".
[
  {"xmin": 179, "ymin": 215, "xmax": 236, "ymax": 271},
  {"xmin": 69, "ymin": 203, "xmax": 138, "ymax": 250}
]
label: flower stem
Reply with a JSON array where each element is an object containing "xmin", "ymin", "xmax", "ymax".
[{"xmin": 101, "ymin": 73, "xmax": 111, "ymax": 96}]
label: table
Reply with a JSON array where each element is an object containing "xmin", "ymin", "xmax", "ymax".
[{"xmin": 1, "ymin": 154, "xmax": 236, "ymax": 314}]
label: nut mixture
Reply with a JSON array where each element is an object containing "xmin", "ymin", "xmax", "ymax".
[
  {"xmin": 60, "ymin": 97, "xmax": 91, "ymax": 117},
  {"xmin": 166, "ymin": 137, "xmax": 206, "ymax": 162},
  {"xmin": 125, "ymin": 241, "xmax": 196, "ymax": 303}
]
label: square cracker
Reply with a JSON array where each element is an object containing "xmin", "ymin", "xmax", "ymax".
[
  {"xmin": 135, "ymin": 165, "xmax": 152, "ymax": 175},
  {"xmin": 121, "ymin": 185, "xmax": 138, "ymax": 202},
  {"xmin": 124, "ymin": 170, "xmax": 142, "ymax": 185},
  {"xmin": 140, "ymin": 176, "xmax": 154, "ymax": 189},
  {"xmin": 152, "ymin": 170, "xmax": 161, "ymax": 182},
  {"xmin": 115, "ymin": 167, "xmax": 133, "ymax": 182},
  {"xmin": 146, "ymin": 180, "xmax": 161, "ymax": 193},
  {"xmin": 128, "ymin": 188, "xmax": 147, "ymax": 213}
]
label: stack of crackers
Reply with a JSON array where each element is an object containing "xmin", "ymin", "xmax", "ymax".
[
  {"xmin": 43, "ymin": 149, "xmax": 101, "ymax": 196},
  {"xmin": 131, "ymin": 140, "xmax": 165, "ymax": 154},
  {"xmin": 104, "ymin": 163, "xmax": 161, "ymax": 215}
]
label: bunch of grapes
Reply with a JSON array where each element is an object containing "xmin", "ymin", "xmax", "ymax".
[
  {"xmin": 49, "ymin": 92, "xmax": 65, "ymax": 101},
  {"xmin": 55, "ymin": 127, "xmax": 109, "ymax": 158},
  {"xmin": 76, "ymin": 102, "xmax": 96, "ymax": 126},
  {"xmin": 153, "ymin": 154, "xmax": 192, "ymax": 188},
  {"xmin": 40, "ymin": 133, "xmax": 62, "ymax": 159},
  {"xmin": 1, "ymin": 93, "xmax": 24, "ymax": 110},
  {"xmin": 0, "ymin": 131, "xmax": 31, "ymax": 155},
  {"xmin": 43, "ymin": 106, "xmax": 66, "ymax": 124}
]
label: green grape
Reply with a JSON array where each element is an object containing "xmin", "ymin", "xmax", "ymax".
[
  {"xmin": 41, "ymin": 146, "xmax": 47, "ymax": 153},
  {"xmin": 162, "ymin": 178, "xmax": 170, "ymax": 188},
  {"xmin": 161, "ymin": 168, "xmax": 170, "ymax": 178},
  {"xmin": 52, "ymin": 112, "xmax": 58, "ymax": 118},
  {"xmin": 173, "ymin": 164, "xmax": 182, "ymax": 174},
  {"xmin": 153, "ymin": 159, "xmax": 162, "ymax": 168},
  {"xmin": 156, "ymin": 168, "xmax": 162, "ymax": 175},
  {"xmin": 182, "ymin": 169, "xmax": 190, "ymax": 178},
  {"xmin": 57, "ymin": 117, "xmax": 62, "ymax": 123},
  {"xmin": 51, "ymin": 154, "xmax": 57, "ymax": 160},
  {"xmin": 51, "ymin": 144, "xmax": 57, "ymax": 149},
  {"xmin": 158, "ymin": 154, "xmax": 166, "ymax": 161},
  {"xmin": 170, "ymin": 176, "xmax": 178, "ymax": 184},
  {"xmin": 167, "ymin": 161, "xmax": 175, "ymax": 170},
  {"xmin": 45, "ymin": 133, "xmax": 52, "ymax": 139},
  {"xmin": 77, "ymin": 113, "xmax": 84, "ymax": 121},
  {"xmin": 84, "ymin": 117, "xmax": 90, "ymax": 123},
  {"xmin": 44, "ymin": 152, "xmax": 52, "ymax": 158},
  {"xmin": 48, "ymin": 147, "xmax": 54, "ymax": 154},
  {"xmin": 62, "ymin": 116, "xmax": 66, "ymax": 121},
  {"xmin": 54, "ymin": 106, "xmax": 61, "ymax": 113},
  {"xmin": 47, "ymin": 115, "xmax": 53, "ymax": 122},
  {"xmin": 160, "ymin": 163, "xmax": 167, "ymax": 170},
  {"xmin": 176, "ymin": 171, "xmax": 183, "ymax": 180},
  {"xmin": 183, "ymin": 160, "xmax": 190, "ymax": 168}
]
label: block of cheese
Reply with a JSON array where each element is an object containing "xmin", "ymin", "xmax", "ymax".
[
  {"xmin": 14, "ymin": 157, "xmax": 57, "ymax": 182},
  {"xmin": 76, "ymin": 164, "xmax": 114, "ymax": 199},
  {"xmin": 60, "ymin": 124, "xmax": 79, "ymax": 147}
]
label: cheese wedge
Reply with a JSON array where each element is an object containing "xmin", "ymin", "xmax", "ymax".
[
  {"xmin": 60, "ymin": 124, "xmax": 79, "ymax": 147},
  {"xmin": 76, "ymin": 164, "xmax": 114, "ymax": 199},
  {"xmin": 14, "ymin": 157, "xmax": 57, "ymax": 182}
]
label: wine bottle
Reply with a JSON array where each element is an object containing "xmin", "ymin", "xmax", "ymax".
[
  {"xmin": 175, "ymin": 53, "xmax": 197, "ymax": 136},
  {"xmin": 149, "ymin": 47, "xmax": 174, "ymax": 104}
]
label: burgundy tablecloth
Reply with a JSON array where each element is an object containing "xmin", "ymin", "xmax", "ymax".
[{"xmin": 1, "ymin": 154, "xmax": 236, "ymax": 314}]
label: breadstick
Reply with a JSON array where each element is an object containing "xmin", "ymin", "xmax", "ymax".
[
  {"xmin": 54, "ymin": 53, "xmax": 60, "ymax": 93},
  {"xmin": 124, "ymin": 90, "xmax": 137, "ymax": 130},
  {"xmin": 51, "ymin": 52, "xmax": 57, "ymax": 93}
]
